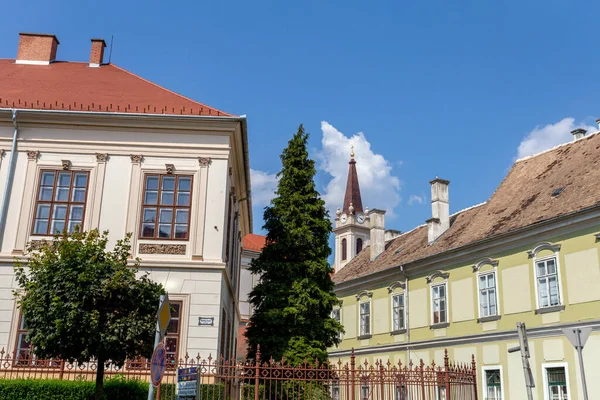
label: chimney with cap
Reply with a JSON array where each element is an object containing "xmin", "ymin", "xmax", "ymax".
[
  {"xmin": 16, "ymin": 33, "xmax": 59, "ymax": 65},
  {"xmin": 571, "ymin": 128, "xmax": 587, "ymax": 141},
  {"xmin": 368, "ymin": 209, "xmax": 386, "ymax": 260},
  {"xmin": 426, "ymin": 178, "xmax": 450, "ymax": 243},
  {"xmin": 89, "ymin": 38, "xmax": 106, "ymax": 67}
]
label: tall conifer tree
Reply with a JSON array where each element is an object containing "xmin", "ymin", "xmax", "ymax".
[{"xmin": 246, "ymin": 125, "xmax": 342, "ymax": 364}]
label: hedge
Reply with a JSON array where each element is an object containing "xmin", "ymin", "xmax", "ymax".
[
  {"xmin": 0, "ymin": 376, "xmax": 147, "ymax": 400},
  {"xmin": 0, "ymin": 379, "xmax": 229, "ymax": 400}
]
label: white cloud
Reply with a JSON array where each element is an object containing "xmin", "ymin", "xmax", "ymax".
[
  {"xmin": 408, "ymin": 194, "xmax": 425, "ymax": 206},
  {"xmin": 517, "ymin": 117, "xmax": 596, "ymax": 159},
  {"xmin": 318, "ymin": 121, "xmax": 401, "ymax": 218},
  {"xmin": 250, "ymin": 169, "xmax": 278, "ymax": 208}
]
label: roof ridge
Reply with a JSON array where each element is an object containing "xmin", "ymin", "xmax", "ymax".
[
  {"xmin": 108, "ymin": 63, "xmax": 233, "ymax": 117},
  {"xmin": 450, "ymin": 201, "xmax": 487, "ymax": 217},
  {"xmin": 515, "ymin": 129, "xmax": 600, "ymax": 163}
]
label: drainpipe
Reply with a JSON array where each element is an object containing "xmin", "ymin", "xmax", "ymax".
[{"xmin": 0, "ymin": 110, "xmax": 19, "ymax": 248}]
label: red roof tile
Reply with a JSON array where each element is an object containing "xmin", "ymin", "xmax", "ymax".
[
  {"xmin": 334, "ymin": 132, "xmax": 600, "ymax": 283},
  {"xmin": 0, "ymin": 59, "xmax": 231, "ymax": 116},
  {"xmin": 242, "ymin": 234, "xmax": 266, "ymax": 253}
]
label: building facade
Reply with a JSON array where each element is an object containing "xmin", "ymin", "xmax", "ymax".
[
  {"xmin": 330, "ymin": 129, "xmax": 600, "ymax": 399},
  {"xmin": 0, "ymin": 33, "xmax": 252, "ymax": 362}
]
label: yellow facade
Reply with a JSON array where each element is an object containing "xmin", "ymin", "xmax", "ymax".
[{"xmin": 331, "ymin": 223, "xmax": 600, "ymax": 399}]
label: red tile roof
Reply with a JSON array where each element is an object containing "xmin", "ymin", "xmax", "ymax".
[
  {"xmin": 242, "ymin": 234, "xmax": 266, "ymax": 253},
  {"xmin": 334, "ymin": 131, "xmax": 600, "ymax": 284},
  {"xmin": 0, "ymin": 59, "xmax": 231, "ymax": 116}
]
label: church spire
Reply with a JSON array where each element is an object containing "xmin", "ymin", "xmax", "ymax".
[{"xmin": 342, "ymin": 146, "xmax": 363, "ymax": 215}]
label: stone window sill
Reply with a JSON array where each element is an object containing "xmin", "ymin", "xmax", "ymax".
[
  {"xmin": 477, "ymin": 315, "xmax": 501, "ymax": 323},
  {"xmin": 391, "ymin": 329, "xmax": 406, "ymax": 336},
  {"xmin": 429, "ymin": 322, "xmax": 449, "ymax": 330},
  {"xmin": 535, "ymin": 305, "xmax": 565, "ymax": 315},
  {"xmin": 357, "ymin": 334, "xmax": 372, "ymax": 340}
]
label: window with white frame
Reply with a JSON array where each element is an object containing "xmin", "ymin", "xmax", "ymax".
[
  {"xmin": 478, "ymin": 272, "xmax": 498, "ymax": 317},
  {"xmin": 546, "ymin": 367, "xmax": 568, "ymax": 400},
  {"xmin": 392, "ymin": 293, "xmax": 405, "ymax": 331},
  {"xmin": 359, "ymin": 301, "xmax": 371, "ymax": 336},
  {"xmin": 331, "ymin": 382, "xmax": 340, "ymax": 400},
  {"xmin": 536, "ymin": 257, "xmax": 561, "ymax": 308},
  {"xmin": 431, "ymin": 283, "xmax": 447, "ymax": 324},
  {"xmin": 331, "ymin": 308, "xmax": 342, "ymax": 341},
  {"xmin": 395, "ymin": 384, "xmax": 407, "ymax": 400},
  {"xmin": 484, "ymin": 369, "xmax": 502, "ymax": 400}
]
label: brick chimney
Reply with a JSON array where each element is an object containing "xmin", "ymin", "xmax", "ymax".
[
  {"xmin": 16, "ymin": 33, "xmax": 60, "ymax": 65},
  {"xmin": 89, "ymin": 38, "xmax": 106, "ymax": 67},
  {"xmin": 427, "ymin": 178, "xmax": 450, "ymax": 243},
  {"xmin": 571, "ymin": 128, "xmax": 587, "ymax": 141},
  {"xmin": 368, "ymin": 209, "xmax": 386, "ymax": 260}
]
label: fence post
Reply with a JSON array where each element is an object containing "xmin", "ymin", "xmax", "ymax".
[
  {"xmin": 350, "ymin": 349, "xmax": 355, "ymax": 400},
  {"xmin": 419, "ymin": 360, "xmax": 425, "ymax": 400},
  {"xmin": 379, "ymin": 360, "xmax": 385, "ymax": 400},
  {"xmin": 58, "ymin": 359, "xmax": 65, "ymax": 381},
  {"xmin": 444, "ymin": 349, "xmax": 451, "ymax": 400},
  {"xmin": 471, "ymin": 355, "xmax": 478, "ymax": 400},
  {"xmin": 254, "ymin": 346, "xmax": 261, "ymax": 400}
]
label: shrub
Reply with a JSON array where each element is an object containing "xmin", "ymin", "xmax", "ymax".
[{"xmin": 0, "ymin": 377, "xmax": 148, "ymax": 400}]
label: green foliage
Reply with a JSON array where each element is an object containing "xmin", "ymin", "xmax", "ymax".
[
  {"xmin": 13, "ymin": 230, "xmax": 165, "ymax": 398},
  {"xmin": 246, "ymin": 124, "xmax": 343, "ymax": 365},
  {"xmin": 0, "ymin": 377, "xmax": 148, "ymax": 400}
]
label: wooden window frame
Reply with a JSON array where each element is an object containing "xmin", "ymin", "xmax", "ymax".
[
  {"xmin": 391, "ymin": 293, "xmax": 405, "ymax": 331},
  {"xmin": 139, "ymin": 174, "xmax": 193, "ymax": 241},
  {"xmin": 31, "ymin": 170, "xmax": 90, "ymax": 236},
  {"xmin": 478, "ymin": 271, "xmax": 499, "ymax": 318},
  {"xmin": 431, "ymin": 282, "xmax": 447, "ymax": 325}
]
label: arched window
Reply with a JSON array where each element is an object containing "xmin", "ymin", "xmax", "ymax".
[
  {"xmin": 341, "ymin": 238, "xmax": 347, "ymax": 261},
  {"xmin": 356, "ymin": 238, "xmax": 363, "ymax": 255}
]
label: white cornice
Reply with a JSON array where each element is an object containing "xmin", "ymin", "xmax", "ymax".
[{"xmin": 335, "ymin": 205, "xmax": 600, "ymax": 292}]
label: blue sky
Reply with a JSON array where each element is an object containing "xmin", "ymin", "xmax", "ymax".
[{"xmin": 2, "ymin": 0, "xmax": 599, "ymax": 236}]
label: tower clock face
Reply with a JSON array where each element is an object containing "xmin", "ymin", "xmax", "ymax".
[
  {"xmin": 356, "ymin": 213, "xmax": 365, "ymax": 224},
  {"xmin": 340, "ymin": 213, "xmax": 348, "ymax": 224}
]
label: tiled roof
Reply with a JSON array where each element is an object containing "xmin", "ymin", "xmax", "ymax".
[
  {"xmin": 342, "ymin": 157, "xmax": 363, "ymax": 215},
  {"xmin": 0, "ymin": 59, "xmax": 231, "ymax": 116},
  {"xmin": 333, "ymin": 131, "xmax": 600, "ymax": 283},
  {"xmin": 242, "ymin": 234, "xmax": 266, "ymax": 253}
]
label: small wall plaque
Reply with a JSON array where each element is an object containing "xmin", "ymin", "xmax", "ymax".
[{"xmin": 198, "ymin": 317, "xmax": 214, "ymax": 326}]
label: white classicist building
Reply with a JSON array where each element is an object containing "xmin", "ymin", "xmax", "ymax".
[{"xmin": 0, "ymin": 33, "xmax": 252, "ymax": 362}]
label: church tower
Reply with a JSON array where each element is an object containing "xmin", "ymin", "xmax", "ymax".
[{"xmin": 333, "ymin": 148, "xmax": 370, "ymax": 273}]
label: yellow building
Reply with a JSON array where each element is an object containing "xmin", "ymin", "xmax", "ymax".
[{"xmin": 330, "ymin": 128, "xmax": 600, "ymax": 400}]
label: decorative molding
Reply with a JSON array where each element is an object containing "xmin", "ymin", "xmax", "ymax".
[
  {"xmin": 429, "ymin": 322, "xmax": 450, "ymax": 330},
  {"xmin": 61, "ymin": 160, "xmax": 71, "ymax": 170},
  {"xmin": 139, "ymin": 243, "xmax": 186, "ymax": 255},
  {"xmin": 355, "ymin": 290, "xmax": 373, "ymax": 300},
  {"xmin": 472, "ymin": 257, "xmax": 499, "ymax": 273},
  {"xmin": 198, "ymin": 157, "xmax": 211, "ymax": 167},
  {"xmin": 535, "ymin": 305, "xmax": 565, "ymax": 315},
  {"xmin": 27, "ymin": 150, "xmax": 39, "ymax": 160},
  {"xmin": 95, "ymin": 153, "xmax": 108, "ymax": 163},
  {"xmin": 130, "ymin": 154, "xmax": 143, "ymax": 164},
  {"xmin": 165, "ymin": 164, "xmax": 175, "ymax": 174},
  {"xmin": 391, "ymin": 329, "xmax": 407, "ymax": 336},
  {"xmin": 426, "ymin": 270, "xmax": 449, "ymax": 284},
  {"xmin": 527, "ymin": 242, "xmax": 561, "ymax": 258},
  {"xmin": 477, "ymin": 315, "xmax": 501, "ymax": 323},
  {"xmin": 387, "ymin": 280, "xmax": 406, "ymax": 293}
]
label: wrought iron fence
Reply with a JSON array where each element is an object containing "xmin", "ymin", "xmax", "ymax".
[{"xmin": 0, "ymin": 347, "xmax": 478, "ymax": 400}]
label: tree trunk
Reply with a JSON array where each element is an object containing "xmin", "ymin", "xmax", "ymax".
[{"xmin": 95, "ymin": 357, "xmax": 105, "ymax": 400}]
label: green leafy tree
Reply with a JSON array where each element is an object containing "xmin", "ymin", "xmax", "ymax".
[
  {"xmin": 14, "ymin": 230, "xmax": 164, "ymax": 400},
  {"xmin": 246, "ymin": 124, "xmax": 343, "ymax": 364}
]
